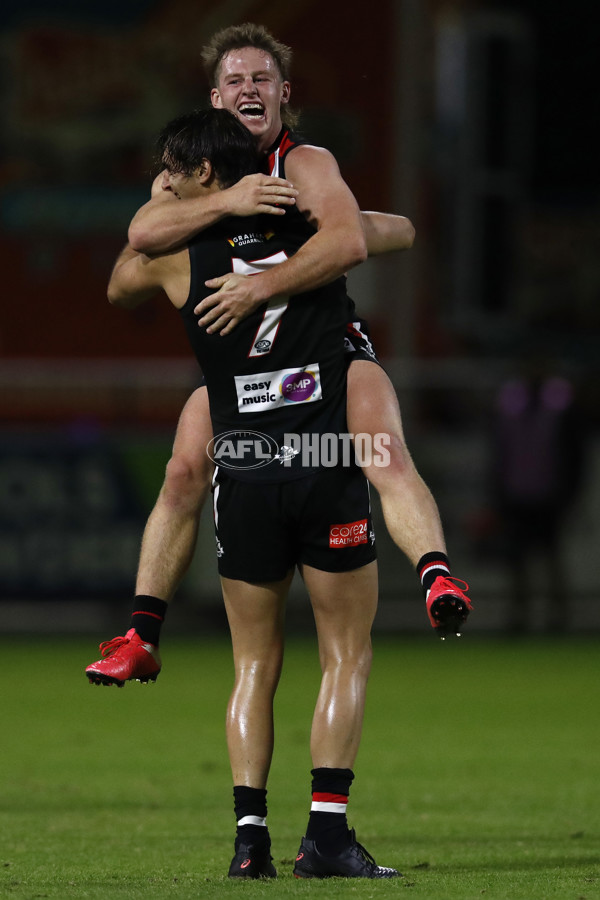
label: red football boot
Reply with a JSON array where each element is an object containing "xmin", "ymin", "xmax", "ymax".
[
  {"xmin": 426, "ymin": 576, "xmax": 472, "ymax": 638},
  {"xmin": 85, "ymin": 628, "xmax": 161, "ymax": 687}
]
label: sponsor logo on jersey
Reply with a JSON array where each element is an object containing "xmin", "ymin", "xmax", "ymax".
[
  {"xmin": 235, "ymin": 365, "xmax": 322, "ymax": 413},
  {"xmin": 281, "ymin": 370, "xmax": 318, "ymax": 403},
  {"xmin": 329, "ymin": 519, "xmax": 369, "ymax": 548},
  {"xmin": 253, "ymin": 339, "xmax": 272, "ymax": 353},
  {"xmin": 227, "ymin": 231, "xmax": 274, "ymax": 248}
]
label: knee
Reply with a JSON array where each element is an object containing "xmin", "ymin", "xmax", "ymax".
[
  {"xmin": 235, "ymin": 655, "xmax": 284, "ymax": 693},
  {"xmin": 160, "ymin": 452, "xmax": 212, "ymax": 512},
  {"xmin": 352, "ymin": 642, "xmax": 373, "ymax": 679},
  {"xmin": 322, "ymin": 639, "xmax": 373, "ymax": 680},
  {"xmin": 342, "ymin": 646, "xmax": 372, "ymax": 688}
]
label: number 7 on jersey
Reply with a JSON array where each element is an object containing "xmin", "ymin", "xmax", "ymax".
[{"xmin": 232, "ymin": 252, "xmax": 290, "ymax": 358}]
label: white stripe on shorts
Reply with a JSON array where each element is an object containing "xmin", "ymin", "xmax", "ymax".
[{"xmin": 212, "ymin": 467, "xmax": 220, "ymax": 529}]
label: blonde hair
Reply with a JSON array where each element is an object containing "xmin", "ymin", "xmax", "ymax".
[{"xmin": 201, "ymin": 23, "xmax": 298, "ymax": 129}]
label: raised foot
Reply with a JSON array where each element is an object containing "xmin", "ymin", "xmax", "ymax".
[
  {"xmin": 85, "ymin": 628, "xmax": 162, "ymax": 686},
  {"xmin": 426, "ymin": 577, "xmax": 472, "ymax": 639}
]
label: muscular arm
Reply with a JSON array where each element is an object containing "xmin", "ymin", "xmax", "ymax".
[
  {"xmin": 120, "ymin": 155, "xmax": 412, "ymax": 331},
  {"xmin": 361, "ymin": 211, "xmax": 415, "ymax": 255},
  {"xmin": 128, "ymin": 173, "xmax": 298, "ymax": 255},
  {"xmin": 196, "ymin": 145, "xmax": 368, "ymax": 334},
  {"xmin": 107, "ymin": 244, "xmax": 187, "ymax": 310},
  {"xmin": 107, "ymin": 245, "xmax": 160, "ymax": 309},
  {"xmin": 254, "ymin": 145, "xmax": 368, "ymax": 294}
]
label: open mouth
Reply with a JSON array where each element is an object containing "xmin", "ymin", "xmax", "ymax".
[{"xmin": 238, "ymin": 103, "xmax": 265, "ymax": 119}]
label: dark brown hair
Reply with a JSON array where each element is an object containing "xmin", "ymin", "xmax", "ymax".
[{"xmin": 156, "ymin": 108, "xmax": 260, "ymax": 188}]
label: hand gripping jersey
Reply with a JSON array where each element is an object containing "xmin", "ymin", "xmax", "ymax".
[{"xmin": 178, "ymin": 129, "xmax": 355, "ymax": 483}]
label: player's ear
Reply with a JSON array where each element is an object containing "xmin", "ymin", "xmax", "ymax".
[
  {"xmin": 211, "ymin": 87, "xmax": 223, "ymax": 109},
  {"xmin": 196, "ymin": 159, "xmax": 214, "ymax": 184},
  {"xmin": 280, "ymin": 80, "xmax": 291, "ymax": 105}
]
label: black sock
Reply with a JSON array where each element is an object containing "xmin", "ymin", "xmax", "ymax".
[
  {"xmin": 305, "ymin": 767, "xmax": 354, "ymax": 854},
  {"xmin": 233, "ymin": 786, "xmax": 269, "ymax": 849},
  {"xmin": 416, "ymin": 552, "xmax": 451, "ymax": 597},
  {"xmin": 130, "ymin": 595, "xmax": 168, "ymax": 646}
]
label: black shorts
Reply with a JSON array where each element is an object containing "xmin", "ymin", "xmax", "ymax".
[{"xmin": 212, "ymin": 464, "xmax": 377, "ymax": 582}]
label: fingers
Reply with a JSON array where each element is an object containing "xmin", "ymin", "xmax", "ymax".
[
  {"xmin": 194, "ymin": 294, "xmax": 232, "ymax": 331},
  {"xmin": 194, "ymin": 293, "xmax": 216, "ymax": 318},
  {"xmin": 200, "ymin": 307, "xmax": 237, "ymax": 334},
  {"xmin": 260, "ymin": 205, "xmax": 287, "ymax": 215},
  {"xmin": 256, "ymin": 189, "xmax": 297, "ymax": 209},
  {"xmin": 194, "ymin": 297, "xmax": 217, "ymax": 325},
  {"xmin": 227, "ymin": 174, "xmax": 298, "ymax": 216},
  {"xmin": 194, "ymin": 299, "xmax": 239, "ymax": 335},
  {"xmin": 208, "ymin": 316, "xmax": 238, "ymax": 336},
  {"xmin": 264, "ymin": 178, "xmax": 298, "ymax": 201},
  {"xmin": 249, "ymin": 175, "xmax": 299, "ymax": 205},
  {"xmin": 261, "ymin": 199, "xmax": 295, "ymax": 211},
  {"xmin": 256, "ymin": 175, "xmax": 296, "ymax": 191},
  {"xmin": 204, "ymin": 276, "xmax": 228, "ymax": 289}
]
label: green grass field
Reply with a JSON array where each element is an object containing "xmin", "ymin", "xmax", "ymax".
[{"xmin": 2, "ymin": 634, "xmax": 599, "ymax": 899}]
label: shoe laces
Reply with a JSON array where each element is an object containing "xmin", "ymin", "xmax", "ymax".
[
  {"xmin": 434, "ymin": 575, "xmax": 472, "ymax": 609},
  {"xmin": 428, "ymin": 578, "xmax": 472, "ymax": 620},
  {"xmin": 348, "ymin": 830, "xmax": 377, "ymax": 867},
  {"xmin": 98, "ymin": 634, "xmax": 131, "ymax": 658},
  {"xmin": 432, "ymin": 575, "xmax": 470, "ymax": 597}
]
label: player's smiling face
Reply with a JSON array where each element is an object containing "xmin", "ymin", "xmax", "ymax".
[
  {"xmin": 211, "ymin": 46, "xmax": 290, "ymax": 151},
  {"xmin": 160, "ymin": 162, "xmax": 215, "ymax": 200},
  {"xmin": 161, "ymin": 170, "xmax": 196, "ymax": 199}
]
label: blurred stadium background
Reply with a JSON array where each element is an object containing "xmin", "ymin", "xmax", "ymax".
[{"xmin": 1, "ymin": 0, "xmax": 598, "ymax": 636}]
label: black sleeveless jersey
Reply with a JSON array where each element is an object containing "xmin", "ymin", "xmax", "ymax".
[{"xmin": 178, "ymin": 129, "xmax": 354, "ymax": 483}]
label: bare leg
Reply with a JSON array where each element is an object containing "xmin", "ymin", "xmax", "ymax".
[
  {"xmin": 301, "ymin": 560, "xmax": 378, "ymax": 769},
  {"xmin": 221, "ymin": 571, "xmax": 292, "ymax": 787},
  {"xmin": 135, "ymin": 386, "xmax": 213, "ymax": 601},
  {"xmin": 347, "ymin": 360, "xmax": 446, "ymax": 566},
  {"xmin": 289, "ymin": 561, "xmax": 400, "ymax": 878}
]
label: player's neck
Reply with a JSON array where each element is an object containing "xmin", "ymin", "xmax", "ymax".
[{"xmin": 257, "ymin": 121, "xmax": 284, "ymax": 154}]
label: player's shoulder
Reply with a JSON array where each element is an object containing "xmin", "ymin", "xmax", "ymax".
[
  {"xmin": 287, "ymin": 142, "xmax": 334, "ymax": 159},
  {"xmin": 285, "ymin": 143, "xmax": 340, "ymax": 175}
]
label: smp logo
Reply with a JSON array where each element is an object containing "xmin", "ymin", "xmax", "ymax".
[
  {"xmin": 281, "ymin": 370, "xmax": 317, "ymax": 403},
  {"xmin": 207, "ymin": 430, "xmax": 280, "ymax": 470}
]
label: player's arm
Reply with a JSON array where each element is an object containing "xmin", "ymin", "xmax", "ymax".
[
  {"xmin": 361, "ymin": 211, "xmax": 415, "ymax": 255},
  {"xmin": 107, "ymin": 243, "xmax": 167, "ymax": 309},
  {"xmin": 128, "ymin": 172, "xmax": 298, "ymax": 256},
  {"xmin": 195, "ymin": 145, "xmax": 368, "ymax": 334}
]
